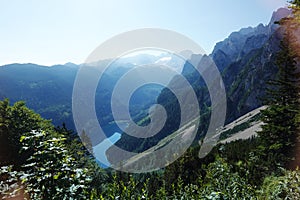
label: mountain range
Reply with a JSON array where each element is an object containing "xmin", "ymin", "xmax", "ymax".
[
  {"xmin": 0, "ymin": 53, "xmax": 183, "ymax": 140},
  {"xmin": 110, "ymin": 7, "xmax": 291, "ymax": 155},
  {"xmin": 0, "ymin": 8, "xmax": 290, "ymax": 153}
]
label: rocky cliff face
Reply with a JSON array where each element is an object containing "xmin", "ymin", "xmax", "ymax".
[
  {"xmin": 211, "ymin": 24, "xmax": 268, "ymax": 72},
  {"xmin": 223, "ymin": 29, "xmax": 283, "ymax": 122},
  {"xmin": 211, "ymin": 8, "xmax": 291, "ymax": 73},
  {"xmin": 213, "ymin": 8, "xmax": 290, "ymax": 122}
]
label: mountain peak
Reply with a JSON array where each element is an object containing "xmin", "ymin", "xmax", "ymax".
[
  {"xmin": 63, "ymin": 62, "xmax": 78, "ymax": 68},
  {"xmin": 269, "ymin": 7, "xmax": 292, "ymax": 25}
]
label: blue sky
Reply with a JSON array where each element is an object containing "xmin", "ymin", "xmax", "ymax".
[{"xmin": 0, "ymin": 0, "xmax": 288, "ymax": 66}]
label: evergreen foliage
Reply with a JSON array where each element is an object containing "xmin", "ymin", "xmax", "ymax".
[{"xmin": 258, "ymin": 30, "xmax": 300, "ymax": 169}]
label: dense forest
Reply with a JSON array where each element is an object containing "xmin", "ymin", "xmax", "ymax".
[{"xmin": 1, "ymin": 1, "xmax": 300, "ymax": 199}]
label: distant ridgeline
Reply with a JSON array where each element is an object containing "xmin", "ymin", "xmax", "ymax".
[
  {"xmin": 0, "ymin": 8, "xmax": 291, "ymax": 152},
  {"xmin": 0, "ymin": 56, "xmax": 169, "ymax": 139}
]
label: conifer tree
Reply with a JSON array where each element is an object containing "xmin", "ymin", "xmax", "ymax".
[{"xmin": 258, "ymin": 28, "xmax": 300, "ymax": 168}]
